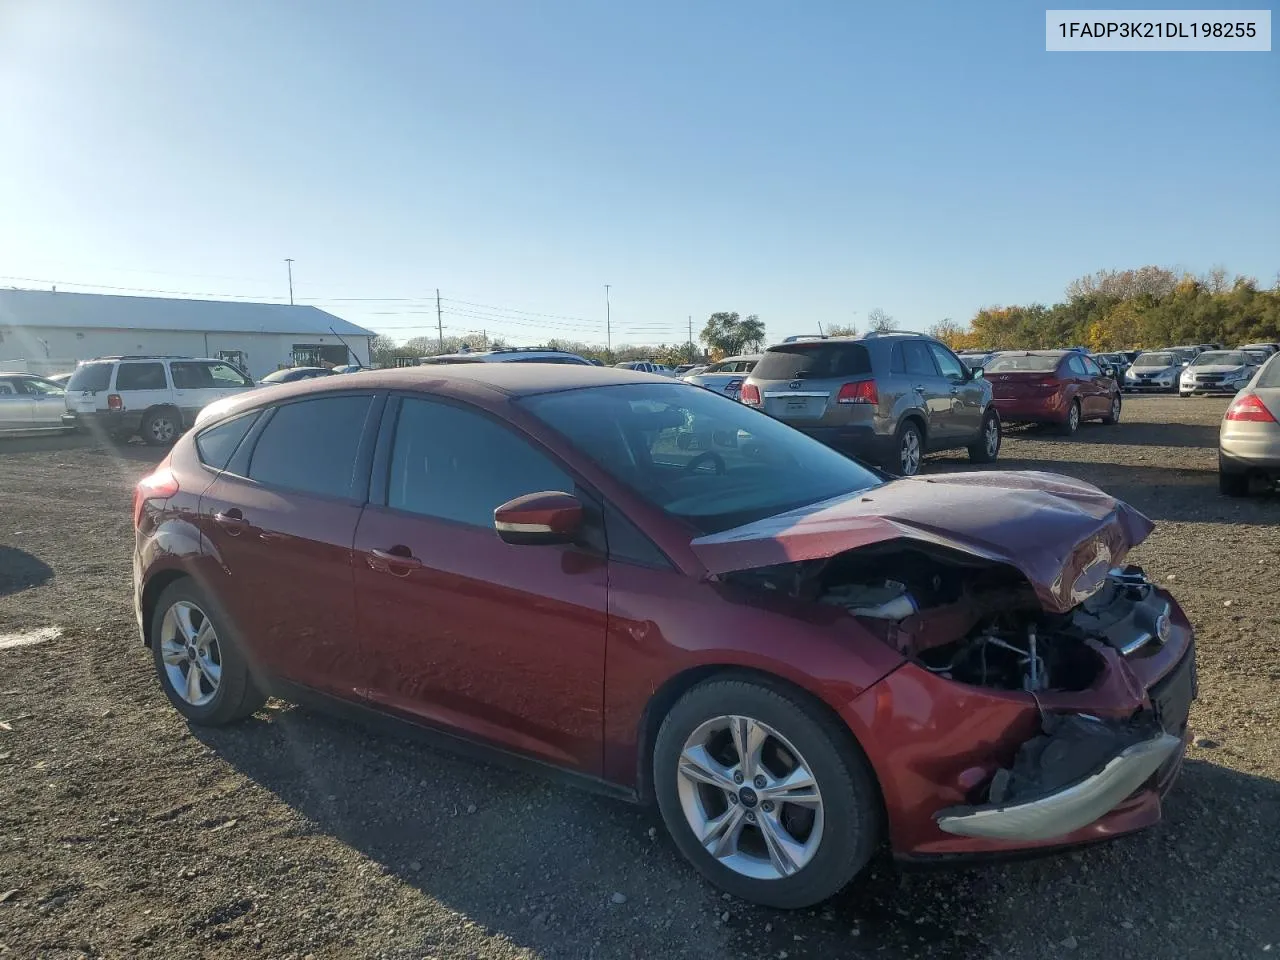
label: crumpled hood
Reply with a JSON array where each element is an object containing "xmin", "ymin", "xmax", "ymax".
[{"xmin": 690, "ymin": 471, "xmax": 1155, "ymax": 614}]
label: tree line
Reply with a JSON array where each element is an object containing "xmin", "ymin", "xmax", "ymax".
[
  {"xmin": 367, "ymin": 266, "xmax": 1280, "ymax": 368},
  {"xmin": 928, "ymin": 267, "xmax": 1280, "ymax": 353}
]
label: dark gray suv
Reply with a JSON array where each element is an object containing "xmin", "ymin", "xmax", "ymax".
[{"xmin": 740, "ymin": 332, "xmax": 1001, "ymax": 475}]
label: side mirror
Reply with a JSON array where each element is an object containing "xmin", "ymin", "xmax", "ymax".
[
  {"xmin": 970, "ymin": 367, "xmax": 984, "ymax": 380},
  {"xmin": 494, "ymin": 491, "xmax": 583, "ymax": 546}
]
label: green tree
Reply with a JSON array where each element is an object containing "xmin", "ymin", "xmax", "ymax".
[{"xmin": 700, "ymin": 312, "xmax": 766, "ymax": 356}]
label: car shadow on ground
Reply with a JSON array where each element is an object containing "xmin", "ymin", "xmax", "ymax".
[
  {"xmin": 194, "ymin": 707, "xmax": 1280, "ymax": 959},
  {"xmin": 1002, "ymin": 419, "xmax": 1221, "ymax": 449},
  {"xmin": 0, "ymin": 432, "xmax": 167, "ymax": 464},
  {"xmin": 0, "ymin": 546, "xmax": 53, "ymax": 598}
]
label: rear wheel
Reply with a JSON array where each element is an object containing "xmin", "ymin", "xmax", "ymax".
[
  {"xmin": 1058, "ymin": 400, "xmax": 1081, "ymax": 436},
  {"xmin": 1101, "ymin": 393, "xmax": 1122, "ymax": 425},
  {"xmin": 150, "ymin": 580, "xmax": 266, "ymax": 725},
  {"xmin": 892, "ymin": 421, "xmax": 924, "ymax": 476},
  {"xmin": 967, "ymin": 410, "xmax": 1001, "ymax": 464},
  {"xmin": 142, "ymin": 408, "xmax": 180, "ymax": 446},
  {"xmin": 653, "ymin": 679, "xmax": 881, "ymax": 908}
]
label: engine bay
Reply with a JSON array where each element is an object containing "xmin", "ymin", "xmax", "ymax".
[{"xmin": 726, "ymin": 541, "xmax": 1173, "ymax": 694}]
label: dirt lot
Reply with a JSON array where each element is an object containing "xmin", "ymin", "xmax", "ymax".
[{"xmin": 1, "ymin": 395, "xmax": 1278, "ymax": 960}]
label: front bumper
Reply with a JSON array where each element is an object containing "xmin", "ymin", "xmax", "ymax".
[
  {"xmin": 1180, "ymin": 383, "xmax": 1245, "ymax": 395},
  {"xmin": 841, "ymin": 596, "xmax": 1196, "ymax": 860},
  {"xmin": 1125, "ymin": 380, "xmax": 1175, "ymax": 392},
  {"xmin": 933, "ymin": 729, "xmax": 1181, "ymax": 841}
]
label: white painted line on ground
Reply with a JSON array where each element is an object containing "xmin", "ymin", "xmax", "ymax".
[{"xmin": 0, "ymin": 626, "xmax": 62, "ymax": 650}]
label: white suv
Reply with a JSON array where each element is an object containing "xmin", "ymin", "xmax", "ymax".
[
  {"xmin": 418, "ymin": 348, "xmax": 592, "ymax": 365},
  {"xmin": 63, "ymin": 356, "xmax": 256, "ymax": 445}
]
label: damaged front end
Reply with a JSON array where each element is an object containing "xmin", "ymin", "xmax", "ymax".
[{"xmin": 695, "ymin": 474, "xmax": 1197, "ymax": 852}]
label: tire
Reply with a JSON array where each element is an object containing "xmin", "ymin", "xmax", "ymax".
[
  {"xmin": 1101, "ymin": 393, "xmax": 1122, "ymax": 425},
  {"xmin": 967, "ymin": 410, "xmax": 1001, "ymax": 464},
  {"xmin": 653, "ymin": 678, "xmax": 882, "ymax": 909},
  {"xmin": 891, "ymin": 420, "xmax": 924, "ymax": 477},
  {"xmin": 142, "ymin": 407, "xmax": 181, "ymax": 447},
  {"xmin": 1218, "ymin": 469, "xmax": 1249, "ymax": 498},
  {"xmin": 149, "ymin": 579, "xmax": 267, "ymax": 725},
  {"xmin": 1058, "ymin": 400, "xmax": 1081, "ymax": 437}
]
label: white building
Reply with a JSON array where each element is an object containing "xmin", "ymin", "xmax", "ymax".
[{"xmin": 0, "ymin": 289, "xmax": 375, "ymax": 381}]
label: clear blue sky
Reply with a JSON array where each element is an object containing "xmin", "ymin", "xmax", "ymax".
[{"xmin": 1, "ymin": 0, "xmax": 1275, "ymax": 347}]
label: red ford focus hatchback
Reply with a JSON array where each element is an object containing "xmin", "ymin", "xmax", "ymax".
[
  {"xmin": 987, "ymin": 350, "xmax": 1123, "ymax": 435},
  {"xmin": 133, "ymin": 365, "xmax": 1195, "ymax": 908}
]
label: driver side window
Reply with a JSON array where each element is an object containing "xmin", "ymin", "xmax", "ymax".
[{"xmin": 388, "ymin": 397, "xmax": 575, "ymax": 529}]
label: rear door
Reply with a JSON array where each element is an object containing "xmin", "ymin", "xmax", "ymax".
[
  {"xmin": 196, "ymin": 392, "xmax": 382, "ymax": 697},
  {"xmin": 170, "ymin": 361, "xmax": 220, "ymax": 425},
  {"xmin": 113, "ymin": 362, "xmax": 172, "ymax": 422},
  {"xmin": 897, "ymin": 340, "xmax": 955, "ymax": 442},
  {"xmin": 0, "ymin": 378, "xmax": 33, "ymax": 431},
  {"xmin": 927, "ymin": 342, "xmax": 982, "ymax": 441}
]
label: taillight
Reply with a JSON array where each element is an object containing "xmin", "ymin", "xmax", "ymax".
[
  {"xmin": 1225, "ymin": 394, "xmax": 1277, "ymax": 423},
  {"xmin": 107, "ymin": 393, "xmax": 123, "ymax": 411},
  {"xmin": 837, "ymin": 380, "xmax": 878, "ymax": 405},
  {"xmin": 740, "ymin": 383, "xmax": 761, "ymax": 406},
  {"xmin": 133, "ymin": 467, "xmax": 179, "ymax": 528}
]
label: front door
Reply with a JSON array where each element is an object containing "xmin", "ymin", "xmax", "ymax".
[
  {"xmin": 352, "ymin": 395, "xmax": 608, "ymax": 775},
  {"xmin": 0, "ymin": 378, "xmax": 33, "ymax": 431},
  {"xmin": 196, "ymin": 393, "xmax": 379, "ymax": 697},
  {"xmin": 928, "ymin": 342, "xmax": 983, "ymax": 441}
]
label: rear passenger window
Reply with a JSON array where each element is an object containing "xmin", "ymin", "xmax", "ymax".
[
  {"xmin": 171, "ymin": 362, "xmax": 214, "ymax": 389},
  {"xmin": 388, "ymin": 397, "xmax": 573, "ymax": 528},
  {"xmin": 248, "ymin": 396, "xmax": 374, "ymax": 498},
  {"xmin": 195, "ymin": 412, "xmax": 261, "ymax": 470},
  {"xmin": 115, "ymin": 363, "xmax": 168, "ymax": 391},
  {"xmin": 900, "ymin": 341, "xmax": 937, "ymax": 377}
]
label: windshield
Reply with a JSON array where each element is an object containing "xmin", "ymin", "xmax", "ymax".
[
  {"xmin": 522, "ymin": 382, "xmax": 881, "ymax": 533},
  {"xmin": 1134, "ymin": 352, "xmax": 1175, "ymax": 367},
  {"xmin": 985, "ymin": 354, "xmax": 1060, "ymax": 372},
  {"xmin": 1192, "ymin": 351, "xmax": 1245, "ymax": 367}
]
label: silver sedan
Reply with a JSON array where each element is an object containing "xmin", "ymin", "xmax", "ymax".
[{"xmin": 1219, "ymin": 355, "xmax": 1280, "ymax": 496}]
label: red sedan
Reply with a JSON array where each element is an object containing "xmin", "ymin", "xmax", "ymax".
[
  {"xmin": 987, "ymin": 351, "xmax": 1123, "ymax": 435},
  {"xmin": 133, "ymin": 365, "xmax": 1194, "ymax": 908}
]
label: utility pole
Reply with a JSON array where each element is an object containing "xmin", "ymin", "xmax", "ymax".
[
  {"xmin": 687, "ymin": 314, "xmax": 694, "ymax": 360},
  {"xmin": 604, "ymin": 284, "xmax": 612, "ymax": 355},
  {"xmin": 284, "ymin": 259, "xmax": 294, "ymax": 305},
  {"xmin": 436, "ymin": 288, "xmax": 444, "ymax": 352}
]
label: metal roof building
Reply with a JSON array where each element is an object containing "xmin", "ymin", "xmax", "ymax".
[{"xmin": 0, "ymin": 289, "xmax": 375, "ymax": 380}]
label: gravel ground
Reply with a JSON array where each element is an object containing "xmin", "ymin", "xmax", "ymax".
[{"xmin": 1, "ymin": 395, "xmax": 1277, "ymax": 960}]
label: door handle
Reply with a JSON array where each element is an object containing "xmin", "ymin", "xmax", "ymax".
[
  {"xmin": 913, "ymin": 385, "xmax": 926, "ymax": 393},
  {"xmin": 212, "ymin": 509, "xmax": 247, "ymax": 534},
  {"xmin": 369, "ymin": 547, "xmax": 424, "ymax": 574},
  {"xmin": 950, "ymin": 387, "xmax": 959, "ymax": 395}
]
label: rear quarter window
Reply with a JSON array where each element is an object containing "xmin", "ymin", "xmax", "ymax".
[
  {"xmin": 753, "ymin": 343, "xmax": 871, "ymax": 380},
  {"xmin": 67, "ymin": 362, "xmax": 113, "ymax": 392},
  {"xmin": 247, "ymin": 395, "xmax": 374, "ymax": 498},
  {"xmin": 195, "ymin": 411, "xmax": 261, "ymax": 470}
]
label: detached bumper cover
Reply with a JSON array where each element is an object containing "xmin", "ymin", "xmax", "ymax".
[{"xmin": 934, "ymin": 726, "xmax": 1181, "ymax": 842}]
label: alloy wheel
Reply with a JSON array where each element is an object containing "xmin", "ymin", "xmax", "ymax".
[
  {"xmin": 158, "ymin": 600, "xmax": 222, "ymax": 706},
  {"xmin": 1068, "ymin": 403, "xmax": 1080, "ymax": 432},
  {"xmin": 900, "ymin": 429, "xmax": 921, "ymax": 476},
  {"xmin": 1110, "ymin": 396, "xmax": 1121, "ymax": 421},
  {"xmin": 150, "ymin": 417, "xmax": 177, "ymax": 443},
  {"xmin": 984, "ymin": 417, "xmax": 999, "ymax": 457},
  {"xmin": 676, "ymin": 715, "xmax": 825, "ymax": 880}
]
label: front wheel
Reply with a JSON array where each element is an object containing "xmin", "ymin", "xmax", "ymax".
[
  {"xmin": 967, "ymin": 410, "xmax": 1001, "ymax": 464},
  {"xmin": 1101, "ymin": 393, "xmax": 1122, "ymax": 425},
  {"xmin": 653, "ymin": 679, "xmax": 882, "ymax": 908}
]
